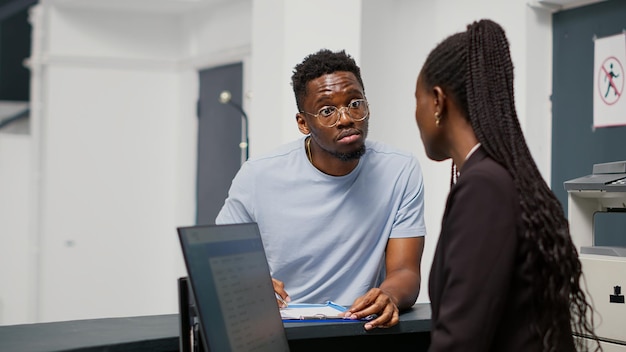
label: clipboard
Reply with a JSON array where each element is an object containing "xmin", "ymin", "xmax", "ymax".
[{"xmin": 281, "ymin": 301, "xmax": 374, "ymax": 323}]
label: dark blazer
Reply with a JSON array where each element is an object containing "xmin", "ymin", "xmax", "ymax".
[{"xmin": 428, "ymin": 147, "xmax": 574, "ymax": 351}]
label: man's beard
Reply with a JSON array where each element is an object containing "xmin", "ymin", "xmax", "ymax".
[{"xmin": 330, "ymin": 144, "xmax": 366, "ymax": 161}]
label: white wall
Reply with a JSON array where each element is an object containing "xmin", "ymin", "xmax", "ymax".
[
  {"xmin": 34, "ymin": 3, "xmax": 188, "ymax": 322},
  {"xmin": 0, "ymin": 134, "xmax": 33, "ymax": 325},
  {"xmin": 360, "ymin": 0, "xmax": 443, "ymax": 304},
  {"xmin": 0, "ymin": 0, "xmax": 561, "ymax": 324},
  {"xmin": 0, "ymin": 0, "xmax": 253, "ymax": 324}
]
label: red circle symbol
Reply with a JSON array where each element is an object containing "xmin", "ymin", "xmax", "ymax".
[{"xmin": 597, "ymin": 56, "xmax": 624, "ymax": 106}]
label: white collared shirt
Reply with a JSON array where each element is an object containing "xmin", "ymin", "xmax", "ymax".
[{"xmin": 465, "ymin": 143, "xmax": 482, "ymax": 161}]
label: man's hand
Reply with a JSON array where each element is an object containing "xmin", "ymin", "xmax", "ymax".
[
  {"xmin": 343, "ymin": 288, "xmax": 399, "ymax": 330},
  {"xmin": 343, "ymin": 237, "xmax": 424, "ymax": 330},
  {"xmin": 272, "ymin": 278, "xmax": 290, "ymax": 308}
]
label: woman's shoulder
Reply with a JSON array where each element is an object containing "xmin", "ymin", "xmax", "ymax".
[
  {"xmin": 459, "ymin": 152, "xmax": 516, "ymax": 197},
  {"xmin": 463, "ymin": 150, "xmax": 512, "ymax": 183}
]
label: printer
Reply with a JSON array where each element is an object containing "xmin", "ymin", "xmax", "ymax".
[{"xmin": 565, "ymin": 161, "xmax": 626, "ymax": 350}]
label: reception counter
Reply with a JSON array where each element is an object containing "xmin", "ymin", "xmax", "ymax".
[{"xmin": 0, "ymin": 303, "xmax": 431, "ymax": 351}]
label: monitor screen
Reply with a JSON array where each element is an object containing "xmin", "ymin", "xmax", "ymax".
[{"xmin": 178, "ymin": 223, "xmax": 290, "ymax": 352}]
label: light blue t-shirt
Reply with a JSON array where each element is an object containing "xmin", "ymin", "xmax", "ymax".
[{"xmin": 216, "ymin": 136, "xmax": 426, "ymax": 305}]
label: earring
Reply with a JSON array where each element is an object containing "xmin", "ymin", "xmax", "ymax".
[{"xmin": 435, "ymin": 112, "xmax": 441, "ymax": 126}]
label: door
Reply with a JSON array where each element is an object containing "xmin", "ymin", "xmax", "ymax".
[{"xmin": 196, "ymin": 62, "xmax": 244, "ymax": 225}]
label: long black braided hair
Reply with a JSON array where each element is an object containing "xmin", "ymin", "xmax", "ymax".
[{"xmin": 420, "ymin": 19, "xmax": 599, "ymax": 352}]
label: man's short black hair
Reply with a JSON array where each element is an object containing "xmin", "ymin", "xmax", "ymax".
[{"xmin": 291, "ymin": 49, "xmax": 365, "ymax": 111}]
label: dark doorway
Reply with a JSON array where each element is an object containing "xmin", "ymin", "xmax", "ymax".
[
  {"xmin": 0, "ymin": 0, "xmax": 37, "ymax": 101},
  {"xmin": 196, "ymin": 62, "xmax": 244, "ymax": 225}
]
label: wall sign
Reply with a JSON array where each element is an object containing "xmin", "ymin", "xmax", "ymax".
[{"xmin": 593, "ymin": 32, "xmax": 626, "ymax": 128}]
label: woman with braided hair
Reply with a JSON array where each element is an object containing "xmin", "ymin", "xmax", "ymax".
[{"xmin": 414, "ymin": 19, "xmax": 600, "ymax": 351}]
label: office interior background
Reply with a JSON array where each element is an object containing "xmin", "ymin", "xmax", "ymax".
[{"xmin": 0, "ymin": 0, "xmax": 621, "ymax": 326}]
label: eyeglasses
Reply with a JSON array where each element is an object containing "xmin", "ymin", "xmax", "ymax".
[{"xmin": 301, "ymin": 99, "xmax": 369, "ymax": 128}]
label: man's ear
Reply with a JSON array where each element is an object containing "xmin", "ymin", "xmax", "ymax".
[
  {"xmin": 433, "ymin": 86, "xmax": 447, "ymax": 116},
  {"xmin": 296, "ymin": 113, "xmax": 310, "ymax": 135}
]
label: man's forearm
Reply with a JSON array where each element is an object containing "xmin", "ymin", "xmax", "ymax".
[{"xmin": 379, "ymin": 269, "xmax": 421, "ymax": 310}]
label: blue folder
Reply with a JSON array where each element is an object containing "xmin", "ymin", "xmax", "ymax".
[{"xmin": 281, "ymin": 301, "xmax": 374, "ymax": 323}]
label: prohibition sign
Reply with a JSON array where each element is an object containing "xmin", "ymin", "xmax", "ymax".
[{"xmin": 598, "ymin": 56, "xmax": 623, "ymax": 106}]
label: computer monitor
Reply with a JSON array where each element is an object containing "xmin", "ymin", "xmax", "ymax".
[{"xmin": 177, "ymin": 223, "xmax": 290, "ymax": 352}]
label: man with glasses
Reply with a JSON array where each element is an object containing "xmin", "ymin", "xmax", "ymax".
[{"xmin": 216, "ymin": 49, "xmax": 426, "ymax": 329}]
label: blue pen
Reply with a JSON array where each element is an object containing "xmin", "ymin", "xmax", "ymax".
[
  {"xmin": 326, "ymin": 301, "xmax": 375, "ymax": 320},
  {"xmin": 325, "ymin": 301, "xmax": 347, "ymax": 312}
]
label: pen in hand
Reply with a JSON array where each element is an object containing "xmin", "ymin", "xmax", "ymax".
[
  {"xmin": 272, "ymin": 278, "xmax": 289, "ymax": 308},
  {"xmin": 275, "ymin": 293, "xmax": 289, "ymax": 308}
]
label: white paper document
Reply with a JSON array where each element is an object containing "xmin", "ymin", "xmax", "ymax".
[{"xmin": 280, "ymin": 304, "xmax": 347, "ymax": 320}]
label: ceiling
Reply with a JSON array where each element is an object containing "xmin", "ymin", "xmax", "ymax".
[
  {"xmin": 536, "ymin": 0, "xmax": 607, "ymax": 11},
  {"xmin": 3, "ymin": 0, "xmax": 611, "ymax": 16},
  {"xmin": 47, "ymin": 0, "xmax": 238, "ymax": 14}
]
